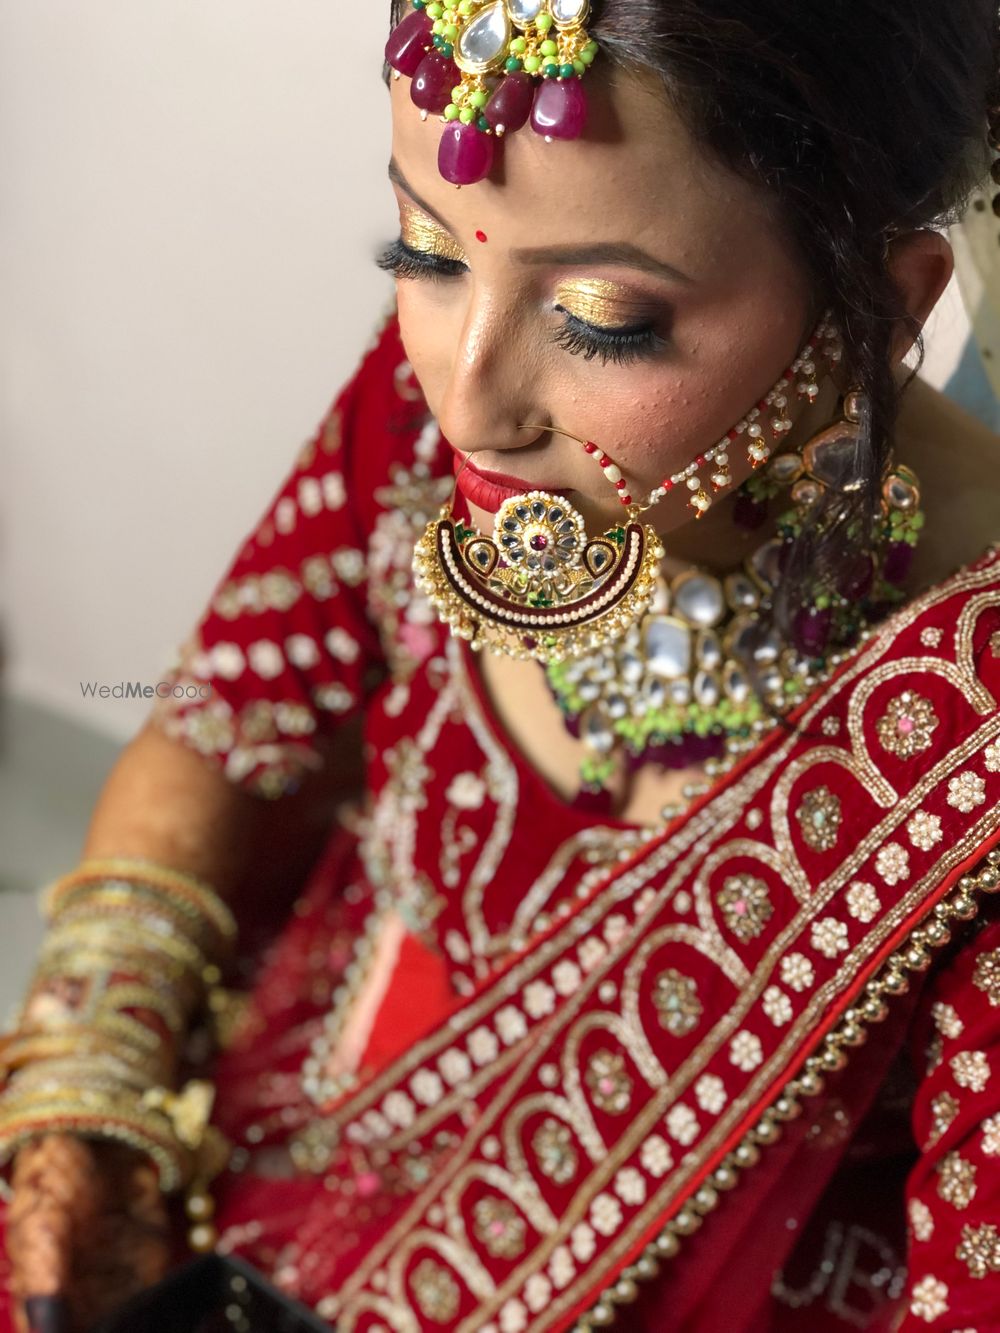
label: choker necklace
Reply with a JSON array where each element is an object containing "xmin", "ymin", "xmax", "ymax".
[{"xmin": 544, "ymin": 392, "xmax": 925, "ymax": 806}]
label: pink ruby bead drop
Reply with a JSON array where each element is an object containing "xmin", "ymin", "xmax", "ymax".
[
  {"xmin": 531, "ymin": 77, "xmax": 588, "ymax": 140},
  {"xmin": 484, "ymin": 72, "xmax": 536, "ymax": 135},
  {"xmin": 438, "ymin": 121, "xmax": 496, "ymax": 186},
  {"xmin": 385, "ymin": 10, "xmax": 433, "ymax": 78},
  {"xmin": 411, "ymin": 52, "xmax": 455, "ymax": 114}
]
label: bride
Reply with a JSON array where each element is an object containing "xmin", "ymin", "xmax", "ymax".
[{"xmin": 2, "ymin": 1, "xmax": 1000, "ymax": 1329}]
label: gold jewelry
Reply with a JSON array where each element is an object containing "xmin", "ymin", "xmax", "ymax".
[
  {"xmin": 0, "ymin": 860, "xmax": 236, "ymax": 1239},
  {"xmin": 414, "ymin": 436, "xmax": 664, "ymax": 664}
]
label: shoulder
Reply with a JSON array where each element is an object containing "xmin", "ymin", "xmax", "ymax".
[{"xmin": 897, "ymin": 377, "xmax": 1000, "ymax": 595}]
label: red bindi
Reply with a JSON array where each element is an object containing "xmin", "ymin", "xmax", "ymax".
[{"xmin": 475, "ymin": 230, "xmax": 488, "ymax": 243}]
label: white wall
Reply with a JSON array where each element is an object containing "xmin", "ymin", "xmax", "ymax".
[
  {"xmin": 0, "ymin": 2, "xmax": 395, "ymax": 740},
  {"xmin": 0, "ymin": 3, "xmax": 973, "ymax": 743}
]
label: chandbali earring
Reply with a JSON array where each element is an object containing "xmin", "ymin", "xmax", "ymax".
[
  {"xmin": 640, "ymin": 314, "xmax": 843, "ymax": 518},
  {"xmin": 413, "ymin": 435, "xmax": 664, "ymax": 664}
]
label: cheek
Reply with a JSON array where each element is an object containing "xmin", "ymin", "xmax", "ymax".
[
  {"xmin": 396, "ymin": 285, "xmax": 452, "ymax": 407},
  {"xmin": 604, "ymin": 303, "xmax": 809, "ymax": 483}
]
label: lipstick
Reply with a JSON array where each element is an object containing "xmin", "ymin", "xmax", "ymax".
[{"xmin": 452, "ymin": 454, "xmax": 570, "ymax": 516}]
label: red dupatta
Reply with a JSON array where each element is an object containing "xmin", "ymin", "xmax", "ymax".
[{"xmin": 281, "ymin": 546, "xmax": 1000, "ymax": 1332}]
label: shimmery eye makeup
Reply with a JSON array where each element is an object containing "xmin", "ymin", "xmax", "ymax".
[{"xmin": 399, "ymin": 203, "xmax": 468, "ymax": 265}]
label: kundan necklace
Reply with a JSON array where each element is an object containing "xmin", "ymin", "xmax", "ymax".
[{"xmin": 544, "ymin": 391, "xmax": 925, "ymax": 801}]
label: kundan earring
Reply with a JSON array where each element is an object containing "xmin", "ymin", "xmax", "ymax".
[
  {"xmin": 640, "ymin": 315, "xmax": 842, "ymax": 518},
  {"xmin": 413, "ymin": 434, "xmax": 664, "ymax": 664}
]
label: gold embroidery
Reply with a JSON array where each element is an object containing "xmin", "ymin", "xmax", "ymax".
[
  {"xmin": 796, "ymin": 787, "xmax": 842, "ymax": 852},
  {"xmin": 411, "ymin": 1258, "xmax": 461, "ymax": 1322},
  {"xmin": 937, "ymin": 1151, "xmax": 977, "ymax": 1209},
  {"xmin": 948, "ymin": 771, "xmax": 988, "ymax": 813},
  {"xmin": 951, "ymin": 1049, "xmax": 991, "ymax": 1092},
  {"xmin": 651, "ymin": 970, "xmax": 703, "ymax": 1037},
  {"xmin": 875, "ymin": 691, "xmax": 939, "ymax": 758},
  {"xmin": 926, "ymin": 1091, "xmax": 959, "ymax": 1147},
  {"xmin": 909, "ymin": 1275, "xmax": 949, "ymax": 1320},
  {"xmin": 532, "ymin": 1118, "xmax": 579, "ymax": 1184},
  {"xmin": 585, "ymin": 1051, "xmax": 633, "ymax": 1115},
  {"xmin": 972, "ymin": 947, "xmax": 1000, "ymax": 1005},
  {"xmin": 956, "ymin": 1222, "xmax": 1000, "ymax": 1278},
  {"xmin": 716, "ymin": 875, "xmax": 773, "ymax": 942},
  {"xmin": 474, "ymin": 1196, "xmax": 528, "ymax": 1259}
]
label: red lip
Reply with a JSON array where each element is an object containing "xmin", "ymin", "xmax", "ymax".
[{"xmin": 452, "ymin": 453, "xmax": 570, "ymax": 516}]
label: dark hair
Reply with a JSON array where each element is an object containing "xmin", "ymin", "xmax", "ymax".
[{"xmin": 389, "ymin": 0, "xmax": 997, "ymax": 629}]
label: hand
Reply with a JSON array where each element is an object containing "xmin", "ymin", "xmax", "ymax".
[{"xmin": 8, "ymin": 1135, "xmax": 172, "ymax": 1333}]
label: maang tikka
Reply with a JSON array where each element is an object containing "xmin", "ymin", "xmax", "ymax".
[
  {"xmin": 413, "ymin": 438, "xmax": 665, "ymax": 664},
  {"xmin": 386, "ymin": 0, "xmax": 599, "ymax": 186}
]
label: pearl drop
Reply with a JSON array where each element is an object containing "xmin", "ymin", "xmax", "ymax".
[{"xmin": 686, "ymin": 477, "xmax": 701, "ymax": 491}]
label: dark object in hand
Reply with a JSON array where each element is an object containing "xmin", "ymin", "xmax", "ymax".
[{"xmin": 94, "ymin": 1256, "xmax": 334, "ymax": 1332}]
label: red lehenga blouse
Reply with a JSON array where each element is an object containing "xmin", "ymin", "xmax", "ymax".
[{"xmin": 3, "ymin": 316, "xmax": 1000, "ymax": 1332}]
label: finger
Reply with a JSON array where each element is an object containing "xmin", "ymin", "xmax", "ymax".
[{"xmin": 21, "ymin": 1297, "xmax": 71, "ymax": 1333}]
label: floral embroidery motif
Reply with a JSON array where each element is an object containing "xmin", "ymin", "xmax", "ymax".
[
  {"xmin": 652, "ymin": 969, "xmax": 703, "ymax": 1037},
  {"xmin": 445, "ymin": 771, "xmax": 487, "ymax": 809},
  {"xmin": 729, "ymin": 1030, "xmax": 764, "ymax": 1072},
  {"xmin": 524, "ymin": 1274, "xmax": 553, "ymax": 1313},
  {"xmin": 410, "ymin": 1069, "xmax": 445, "ymax": 1107},
  {"xmin": 973, "ymin": 948, "xmax": 1000, "ymax": 1006},
  {"xmin": 907, "ymin": 810, "xmax": 943, "ymax": 852},
  {"xmin": 640, "ymin": 1135, "xmax": 673, "ymax": 1178},
  {"xmin": 613, "ymin": 1167, "xmax": 647, "ymax": 1206},
  {"xmin": 947, "ymin": 771, "xmax": 987, "ymax": 813},
  {"xmin": 921, "ymin": 626, "xmax": 944, "ymax": 648},
  {"xmin": 846, "ymin": 881, "xmax": 880, "ymax": 923},
  {"xmin": 931, "ymin": 1002, "xmax": 964, "ymax": 1039},
  {"xmin": 570, "ymin": 1222, "xmax": 596, "ymax": 1262},
  {"xmin": 982, "ymin": 1113, "xmax": 1000, "ymax": 1156},
  {"xmin": 523, "ymin": 982, "xmax": 557, "ymax": 1020},
  {"xmin": 951, "ymin": 1050, "xmax": 991, "ymax": 1093},
  {"xmin": 875, "ymin": 843, "xmax": 910, "ymax": 886},
  {"xmin": 937, "ymin": 1152, "xmax": 977, "ymax": 1209},
  {"xmin": 926, "ymin": 1092, "xmax": 959, "ymax": 1148},
  {"xmin": 411, "ymin": 1258, "xmax": 460, "ymax": 1322},
  {"xmin": 499, "ymin": 1298, "xmax": 528, "ymax": 1331},
  {"xmin": 468, "ymin": 1026, "xmax": 500, "ymax": 1065},
  {"xmin": 694, "ymin": 1074, "xmax": 727, "ymax": 1113},
  {"xmin": 909, "ymin": 1275, "xmax": 949, "ymax": 1321},
  {"xmin": 956, "ymin": 1222, "xmax": 1000, "ymax": 1279},
  {"xmin": 811, "ymin": 917, "xmax": 849, "ymax": 959},
  {"xmin": 665, "ymin": 1103, "xmax": 699, "ymax": 1145},
  {"xmin": 875, "ymin": 690, "xmax": 939, "ymax": 758},
  {"xmin": 532, "ymin": 1118, "xmax": 579, "ymax": 1185},
  {"xmin": 781, "ymin": 953, "xmax": 815, "ymax": 993},
  {"xmin": 762, "ymin": 986, "xmax": 793, "ymax": 1026},
  {"xmin": 589, "ymin": 1193, "xmax": 623, "ymax": 1237},
  {"xmin": 716, "ymin": 874, "xmax": 774, "ymax": 942},
  {"xmin": 474, "ymin": 1196, "xmax": 528, "ymax": 1259},
  {"xmin": 986, "ymin": 740, "xmax": 1000, "ymax": 773},
  {"xmin": 795, "ymin": 786, "xmax": 842, "ymax": 852},
  {"xmin": 909, "ymin": 1198, "xmax": 934, "ymax": 1242},
  {"xmin": 586, "ymin": 1050, "xmax": 633, "ymax": 1115}
]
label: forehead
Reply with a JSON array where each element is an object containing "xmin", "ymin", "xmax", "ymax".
[{"xmin": 388, "ymin": 65, "xmax": 789, "ymax": 284}]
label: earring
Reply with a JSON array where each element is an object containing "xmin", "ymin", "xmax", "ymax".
[
  {"xmin": 639, "ymin": 314, "xmax": 842, "ymax": 519},
  {"xmin": 413, "ymin": 430, "xmax": 664, "ymax": 664}
]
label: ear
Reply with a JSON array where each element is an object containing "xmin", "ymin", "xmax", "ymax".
[{"xmin": 887, "ymin": 229, "xmax": 954, "ymax": 363}]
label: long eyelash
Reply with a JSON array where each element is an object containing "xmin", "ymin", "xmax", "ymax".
[
  {"xmin": 552, "ymin": 312, "xmax": 665, "ymax": 367},
  {"xmin": 375, "ymin": 238, "xmax": 468, "ymax": 281}
]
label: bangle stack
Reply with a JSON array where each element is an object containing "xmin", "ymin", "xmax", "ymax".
[{"xmin": 0, "ymin": 858, "xmax": 237, "ymax": 1247}]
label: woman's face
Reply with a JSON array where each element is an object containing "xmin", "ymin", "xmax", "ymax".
[{"xmin": 386, "ymin": 63, "xmax": 817, "ymax": 539}]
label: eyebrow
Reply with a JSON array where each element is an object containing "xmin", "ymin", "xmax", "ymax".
[{"xmin": 388, "ymin": 158, "xmax": 695, "ymax": 286}]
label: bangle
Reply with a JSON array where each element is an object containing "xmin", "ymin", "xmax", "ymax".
[{"xmin": 45, "ymin": 860, "xmax": 236, "ymax": 949}]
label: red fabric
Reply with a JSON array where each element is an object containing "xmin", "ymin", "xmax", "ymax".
[{"xmin": 1, "ymin": 319, "xmax": 999, "ymax": 1332}]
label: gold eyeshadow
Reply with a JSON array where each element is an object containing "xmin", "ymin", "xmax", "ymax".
[
  {"xmin": 554, "ymin": 278, "xmax": 657, "ymax": 329},
  {"xmin": 399, "ymin": 203, "xmax": 468, "ymax": 263}
]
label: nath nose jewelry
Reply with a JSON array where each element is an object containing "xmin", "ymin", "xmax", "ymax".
[{"xmin": 413, "ymin": 431, "xmax": 663, "ymax": 664}]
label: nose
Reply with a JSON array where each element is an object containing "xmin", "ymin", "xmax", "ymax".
[{"xmin": 433, "ymin": 293, "xmax": 545, "ymax": 460}]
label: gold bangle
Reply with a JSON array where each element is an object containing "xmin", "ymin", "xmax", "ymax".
[
  {"xmin": 50, "ymin": 885, "xmax": 228, "ymax": 958},
  {"xmin": 46, "ymin": 860, "xmax": 236, "ymax": 945}
]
